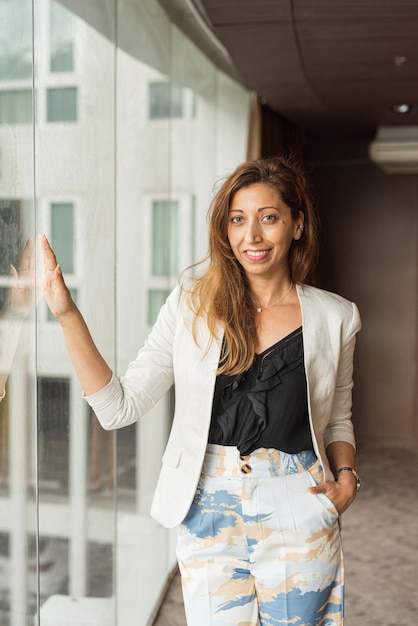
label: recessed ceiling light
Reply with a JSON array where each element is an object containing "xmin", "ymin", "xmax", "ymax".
[
  {"xmin": 393, "ymin": 55, "xmax": 407, "ymax": 66},
  {"xmin": 389, "ymin": 103, "xmax": 414, "ymax": 114}
]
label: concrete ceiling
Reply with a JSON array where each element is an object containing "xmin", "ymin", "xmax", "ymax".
[
  {"xmin": 61, "ymin": 0, "xmax": 418, "ymax": 139},
  {"xmin": 194, "ymin": 0, "xmax": 418, "ymax": 138}
]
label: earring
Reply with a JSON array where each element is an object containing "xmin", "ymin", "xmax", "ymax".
[{"xmin": 294, "ymin": 224, "xmax": 304, "ymax": 241}]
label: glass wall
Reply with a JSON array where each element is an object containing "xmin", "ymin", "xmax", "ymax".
[{"xmin": 0, "ymin": 0, "xmax": 250, "ymax": 624}]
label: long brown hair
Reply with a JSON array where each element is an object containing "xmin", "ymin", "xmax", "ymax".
[{"xmin": 186, "ymin": 156, "xmax": 319, "ymax": 375}]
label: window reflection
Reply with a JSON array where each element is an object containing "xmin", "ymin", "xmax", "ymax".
[
  {"xmin": 0, "ymin": 233, "xmax": 36, "ymax": 626},
  {"xmin": 0, "ymin": 534, "xmax": 68, "ymax": 611}
]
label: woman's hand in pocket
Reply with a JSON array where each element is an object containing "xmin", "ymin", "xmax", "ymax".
[{"xmin": 309, "ymin": 474, "xmax": 357, "ymax": 515}]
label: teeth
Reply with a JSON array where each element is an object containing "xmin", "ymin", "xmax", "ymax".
[{"xmin": 246, "ymin": 250, "xmax": 268, "ymax": 257}]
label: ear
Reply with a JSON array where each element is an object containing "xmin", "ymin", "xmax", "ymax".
[{"xmin": 293, "ymin": 211, "xmax": 305, "ymax": 240}]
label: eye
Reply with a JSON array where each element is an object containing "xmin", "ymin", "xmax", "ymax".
[
  {"xmin": 230, "ymin": 215, "xmax": 243, "ymax": 224},
  {"xmin": 261, "ymin": 214, "xmax": 277, "ymax": 223}
]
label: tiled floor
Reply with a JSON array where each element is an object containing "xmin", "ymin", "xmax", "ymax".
[{"xmin": 153, "ymin": 444, "xmax": 418, "ymax": 626}]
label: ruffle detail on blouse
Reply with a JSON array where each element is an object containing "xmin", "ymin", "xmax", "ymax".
[{"xmin": 217, "ymin": 330, "xmax": 303, "ymax": 455}]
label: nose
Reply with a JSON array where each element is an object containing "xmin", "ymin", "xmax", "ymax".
[{"xmin": 245, "ymin": 219, "xmax": 262, "ymax": 242}]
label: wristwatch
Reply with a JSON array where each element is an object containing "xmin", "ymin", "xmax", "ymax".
[{"xmin": 335, "ymin": 466, "xmax": 361, "ymax": 492}]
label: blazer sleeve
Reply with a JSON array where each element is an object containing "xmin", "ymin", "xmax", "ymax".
[
  {"xmin": 84, "ymin": 286, "xmax": 181, "ymax": 430},
  {"xmin": 323, "ymin": 301, "xmax": 361, "ymax": 449}
]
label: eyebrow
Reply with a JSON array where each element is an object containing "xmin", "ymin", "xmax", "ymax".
[{"xmin": 229, "ymin": 205, "xmax": 281, "ymax": 212}]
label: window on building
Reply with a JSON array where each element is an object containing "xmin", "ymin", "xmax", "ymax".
[
  {"xmin": 0, "ymin": 1, "xmax": 32, "ymax": 80},
  {"xmin": 37, "ymin": 377, "xmax": 70, "ymax": 495},
  {"xmin": 115, "ymin": 423, "xmax": 136, "ymax": 492},
  {"xmin": 47, "ymin": 202, "xmax": 76, "ymax": 322},
  {"xmin": 151, "ymin": 200, "xmax": 179, "ymax": 276},
  {"xmin": 148, "ymin": 82, "xmax": 184, "ymax": 119},
  {"xmin": 51, "ymin": 202, "xmax": 74, "ymax": 273},
  {"xmin": 50, "ymin": 0, "xmax": 74, "ymax": 73},
  {"xmin": 147, "ymin": 289, "xmax": 170, "ymax": 326},
  {"xmin": 0, "ymin": 89, "xmax": 32, "ymax": 124},
  {"xmin": 146, "ymin": 195, "xmax": 195, "ymax": 325},
  {"xmin": 47, "ymin": 87, "xmax": 77, "ymax": 122}
]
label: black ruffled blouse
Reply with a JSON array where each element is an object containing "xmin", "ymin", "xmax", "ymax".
[{"xmin": 208, "ymin": 327, "xmax": 313, "ymax": 455}]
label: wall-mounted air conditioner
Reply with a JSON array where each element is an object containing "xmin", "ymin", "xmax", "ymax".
[{"xmin": 368, "ymin": 125, "xmax": 418, "ymax": 174}]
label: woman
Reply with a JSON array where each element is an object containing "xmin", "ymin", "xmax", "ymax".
[{"xmin": 42, "ymin": 156, "xmax": 361, "ymax": 626}]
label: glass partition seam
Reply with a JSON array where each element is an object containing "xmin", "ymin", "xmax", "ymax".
[
  {"xmin": 113, "ymin": 1, "xmax": 118, "ymax": 622},
  {"xmin": 32, "ymin": 0, "xmax": 41, "ymax": 624},
  {"xmin": 168, "ymin": 21, "xmax": 174, "ymax": 294}
]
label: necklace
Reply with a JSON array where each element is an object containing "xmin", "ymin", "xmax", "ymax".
[{"xmin": 255, "ymin": 281, "xmax": 293, "ymax": 313}]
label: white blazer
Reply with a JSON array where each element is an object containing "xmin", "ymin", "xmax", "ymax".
[{"xmin": 86, "ymin": 283, "xmax": 361, "ymax": 528}]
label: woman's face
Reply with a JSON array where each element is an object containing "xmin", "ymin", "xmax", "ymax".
[{"xmin": 227, "ymin": 183, "xmax": 302, "ymax": 283}]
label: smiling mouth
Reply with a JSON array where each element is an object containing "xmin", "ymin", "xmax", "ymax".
[{"xmin": 243, "ymin": 249, "xmax": 270, "ymax": 260}]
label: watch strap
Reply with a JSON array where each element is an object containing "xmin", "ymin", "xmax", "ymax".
[{"xmin": 335, "ymin": 466, "xmax": 361, "ymax": 492}]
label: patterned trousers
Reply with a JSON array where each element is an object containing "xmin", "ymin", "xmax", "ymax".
[{"xmin": 176, "ymin": 444, "xmax": 344, "ymax": 626}]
